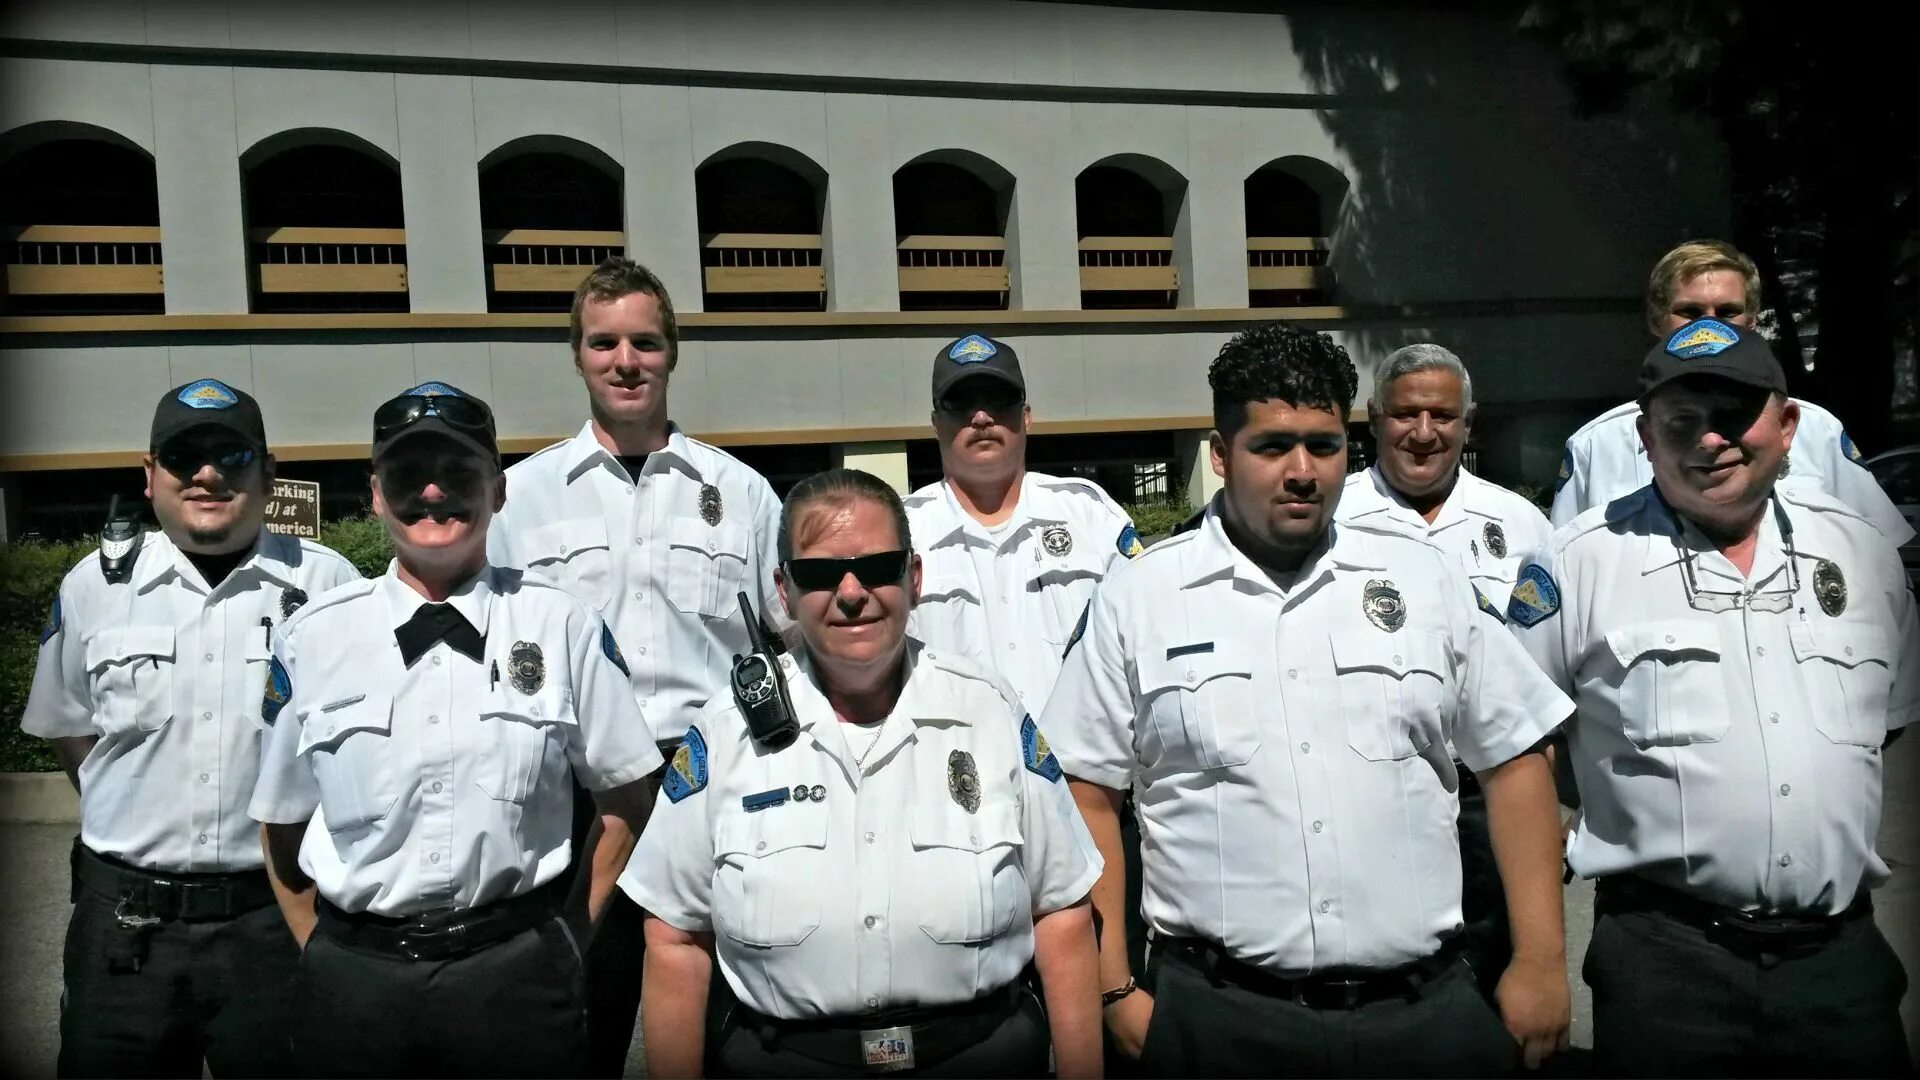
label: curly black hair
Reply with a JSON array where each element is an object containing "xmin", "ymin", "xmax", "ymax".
[{"xmin": 1208, "ymin": 322, "xmax": 1358, "ymax": 436}]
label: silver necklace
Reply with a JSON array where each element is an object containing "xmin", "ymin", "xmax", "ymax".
[{"xmin": 849, "ymin": 720, "xmax": 887, "ymax": 769}]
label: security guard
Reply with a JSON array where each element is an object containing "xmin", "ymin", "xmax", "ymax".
[
  {"xmin": 23, "ymin": 378, "xmax": 360, "ymax": 1078},
  {"xmin": 626, "ymin": 468, "xmax": 1103, "ymax": 1078},
  {"xmin": 488, "ymin": 257, "xmax": 785, "ymax": 1075},
  {"xmin": 1551, "ymin": 240, "xmax": 1912, "ymax": 546},
  {"xmin": 1335, "ymin": 342, "xmax": 1554, "ymax": 998},
  {"xmin": 1046, "ymin": 324, "xmax": 1575, "ymax": 1077},
  {"xmin": 250, "ymin": 382, "xmax": 664, "ymax": 1078},
  {"xmin": 905, "ymin": 332, "xmax": 1142, "ymax": 717},
  {"xmin": 1510, "ymin": 319, "xmax": 1917, "ymax": 1077}
]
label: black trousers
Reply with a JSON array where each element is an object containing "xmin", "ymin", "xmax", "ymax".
[
  {"xmin": 1586, "ymin": 903, "xmax": 1912, "ymax": 1077},
  {"xmin": 292, "ymin": 917, "xmax": 590, "ymax": 1078},
  {"xmin": 58, "ymin": 886, "xmax": 298, "ymax": 1078},
  {"xmin": 1136, "ymin": 946, "xmax": 1520, "ymax": 1078},
  {"xmin": 709, "ymin": 987, "xmax": 1050, "ymax": 1078},
  {"xmin": 1456, "ymin": 780, "xmax": 1513, "ymax": 998},
  {"xmin": 570, "ymin": 759, "xmax": 662, "ymax": 1079}
]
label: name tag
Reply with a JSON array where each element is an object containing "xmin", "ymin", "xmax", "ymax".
[
  {"xmin": 1165, "ymin": 642, "xmax": 1214, "ymax": 659},
  {"xmin": 320, "ymin": 694, "xmax": 365, "ymax": 713}
]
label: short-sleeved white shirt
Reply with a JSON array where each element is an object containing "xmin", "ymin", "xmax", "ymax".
[
  {"xmin": 1510, "ymin": 485, "xmax": 1919, "ymax": 915},
  {"xmin": 249, "ymin": 563, "xmax": 663, "ymax": 916},
  {"xmin": 490, "ymin": 422, "xmax": 784, "ymax": 741},
  {"xmin": 1042, "ymin": 503, "xmax": 1571, "ymax": 976},
  {"xmin": 905, "ymin": 472, "xmax": 1139, "ymax": 715},
  {"xmin": 23, "ymin": 529, "xmax": 360, "ymax": 873},
  {"xmin": 1550, "ymin": 399, "xmax": 1914, "ymax": 546},
  {"xmin": 621, "ymin": 641, "xmax": 1099, "ymax": 1019},
  {"xmin": 1337, "ymin": 464, "xmax": 1555, "ymax": 605}
]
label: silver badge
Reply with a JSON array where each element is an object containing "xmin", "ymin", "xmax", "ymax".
[
  {"xmin": 699, "ymin": 483, "xmax": 723, "ymax": 526},
  {"xmin": 508, "ymin": 641, "xmax": 545, "ymax": 694},
  {"xmin": 1813, "ymin": 559, "xmax": 1847, "ymax": 617},
  {"xmin": 1363, "ymin": 579, "xmax": 1407, "ymax": 632},
  {"xmin": 948, "ymin": 750, "xmax": 981, "ymax": 814},
  {"xmin": 1041, "ymin": 525, "xmax": 1073, "ymax": 558},
  {"xmin": 1482, "ymin": 522, "xmax": 1507, "ymax": 559}
]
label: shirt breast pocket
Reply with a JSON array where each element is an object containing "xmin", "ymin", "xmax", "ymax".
[
  {"xmin": 525, "ymin": 518, "xmax": 614, "ymax": 609},
  {"xmin": 1030, "ymin": 548, "xmax": 1107, "ymax": 648},
  {"xmin": 1603, "ymin": 620, "xmax": 1726, "ymax": 747},
  {"xmin": 476, "ymin": 685, "xmax": 577, "ymax": 803},
  {"xmin": 84, "ymin": 625, "xmax": 176, "ymax": 739},
  {"xmin": 1138, "ymin": 643, "xmax": 1261, "ymax": 771},
  {"xmin": 665, "ymin": 517, "xmax": 749, "ymax": 618},
  {"xmin": 297, "ymin": 693, "xmax": 401, "ymax": 834},
  {"xmin": 714, "ymin": 809, "xmax": 828, "ymax": 948},
  {"xmin": 910, "ymin": 799, "xmax": 1025, "ymax": 944},
  {"xmin": 1789, "ymin": 621, "xmax": 1893, "ymax": 748},
  {"xmin": 1333, "ymin": 630, "xmax": 1448, "ymax": 762}
]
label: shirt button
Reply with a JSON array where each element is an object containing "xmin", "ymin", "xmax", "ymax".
[
  {"xmin": 635, "ymin": 536, "xmax": 646, "ymax": 545},
  {"xmin": 430, "ymin": 852, "xmax": 441, "ymax": 864},
  {"xmin": 1185, "ymin": 671, "xmax": 1197, "ymax": 684},
  {"xmin": 1287, "ymin": 669, "xmax": 1298, "ymax": 680},
  {"xmin": 199, "ymin": 773, "xmax": 209, "ymax": 784},
  {"xmin": 197, "ymin": 833, "xmax": 208, "ymax": 844},
  {"xmin": 1312, "ymin": 820, "xmax": 1323, "ymax": 833},
  {"xmin": 625, "ymin": 487, "xmax": 634, "ymax": 496},
  {"xmin": 637, "ymin": 646, "xmax": 648, "ymax": 655},
  {"xmin": 1779, "ymin": 784, "xmax": 1791, "ymax": 796},
  {"xmin": 204, "ymin": 652, "xmax": 214, "ymax": 662},
  {"xmin": 1391, "ymin": 655, "xmax": 1402, "ymax": 666},
  {"xmin": 969, "ymin": 835, "xmax": 979, "ymax": 845},
  {"xmin": 1755, "ymin": 646, "xmax": 1765, "ymax": 657},
  {"xmin": 1778, "ymin": 854, "xmax": 1792, "ymax": 867},
  {"xmin": 864, "ymin": 915, "xmax": 877, "ymax": 928},
  {"xmin": 1319, "ymin": 900, "xmax": 1331, "ymax": 913},
  {"xmin": 559, "ymin": 544, "xmax": 569, "ymax": 554},
  {"xmin": 866, "ymin": 996, "xmax": 880, "ymax": 1009},
  {"xmin": 1664, "ymin": 634, "xmax": 1675, "ymax": 644},
  {"xmin": 432, "ymin": 781, "xmax": 443, "ymax": 793},
  {"xmin": 428, "ymin": 715, "xmax": 439, "ymax": 725},
  {"xmin": 1300, "ymin": 742, "xmax": 1310, "ymax": 753},
  {"xmin": 201, "ymin": 712, "xmax": 212, "ymax": 722},
  {"xmin": 432, "ymin": 655, "xmax": 442, "ymax": 667},
  {"xmin": 707, "ymin": 540, "xmax": 717, "ymax": 552},
  {"xmin": 634, "ymin": 591, "xmax": 645, "ymax": 601},
  {"xmin": 865, "ymin": 832, "xmax": 876, "ymax": 844},
  {"xmin": 1844, "ymin": 646, "xmax": 1855, "ymax": 657},
  {"xmin": 1007, "ymin": 642, "xmax": 1016, "ymax": 651},
  {"xmin": 756, "ymin": 841, "xmax": 767, "ymax": 852},
  {"xmin": 1769, "ymin": 712, "xmax": 1780, "ymax": 724}
]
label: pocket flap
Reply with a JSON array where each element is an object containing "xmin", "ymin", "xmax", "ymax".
[
  {"xmin": 297, "ymin": 692, "xmax": 395, "ymax": 755},
  {"xmin": 85, "ymin": 625, "xmax": 175, "ymax": 671},
  {"xmin": 1331, "ymin": 629, "xmax": 1447, "ymax": 680},
  {"xmin": 1789, "ymin": 622, "xmax": 1892, "ymax": 668},
  {"xmin": 667, "ymin": 516, "xmax": 748, "ymax": 560},
  {"xmin": 1606, "ymin": 620, "xmax": 1722, "ymax": 668},
  {"xmin": 919, "ymin": 573, "xmax": 980, "ymax": 604},
  {"xmin": 479, "ymin": 684, "xmax": 578, "ymax": 727},
  {"xmin": 717, "ymin": 805, "xmax": 830, "ymax": 858},
  {"xmin": 1138, "ymin": 640, "xmax": 1253, "ymax": 695},
  {"xmin": 909, "ymin": 801, "xmax": 1023, "ymax": 852},
  {"xmin": 526, "ymin": 518, "xmax": 611, "ymax": 563}
]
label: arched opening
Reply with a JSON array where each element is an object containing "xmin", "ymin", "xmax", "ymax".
[
  {"xmin": 241, "ymin": 131, "xmax": 407, "ymax": 313},
  {"xmin": 0, "ymin": 124, "xmax": 162, "ymax": 315},
  {"xmin": 696, "ymin": 144, "xmax": 827, "ymax": 312},
  {"xmin": 479, "ymin": 138, "xmax": 624, "ymax": 312},
  {"xmin": 1075, "ymin": 156, "xmax": 1188, "ymax": 309},
  {"xmin": 1245, "ymin": 157, "xmax": 1345, "ymax": 307},
  {"xmin": 893, "ymin": 151, "xmax": 1014, "ymax": 311}
]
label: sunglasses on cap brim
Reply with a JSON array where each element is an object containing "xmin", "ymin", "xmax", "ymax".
[
  {"xmin": 373, "ymin": 394, "xmax": 494, "ymax": 445},
  {"xmin": 784, "ymin": 550, "xmax": 911, "ymax": 592}
]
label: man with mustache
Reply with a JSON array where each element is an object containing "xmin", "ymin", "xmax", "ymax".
[
  {"xmin": 1335, "ymin": 343, "xmax": 1555, "ymax": 1000},
  {"xmin": 488, "ymin": 257, "xmax": 786, "ymax": 1074},
  {"xmin": 251, "ymin": 382, "xmax": 663, "ymax": 1077},
  {"xmin": 1509, "ymin": 320, "xmax": 1918, "ymax": 1076},
  {"xmin": 1551, "ymin": 240, "xmax": 1911, "ymax": 547},
  {"xmin": 1046, "ymin": 323, "xmax": 1574, "ymax": 1076},
  {"xmin": 23, "ymin": 378, "xmax": 360, "ymax": 1078}
]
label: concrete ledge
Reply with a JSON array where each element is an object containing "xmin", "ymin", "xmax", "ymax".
[{"xmin": 0, "ymin": 773, "xmax": 78, "ymax": 824}]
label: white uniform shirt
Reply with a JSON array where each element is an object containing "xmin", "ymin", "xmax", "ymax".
[
  {"xmin": 905, "ymin": 472, "xmax": 1139, "ymax": 715},
  {"xmin": 489, "ymin": 422, "xmax": 783, "ymax": 741},
  {"xmin": 623, "ymin": 641, "xmax": 1100, "ymax": 1019},
  {"xmin": 1510, "ymin": 485, "xmax": 1920, "ymax": 915},
  {"xmin": 1042, "ymin": 505, "xmax": 1571, "ymax": 976},
  {"xmin": 1551, "ymin": 399, "xmax": 1914, "ymax": 546},
  {"xmin": 1337, "ymin": 464, "xmax": 1554, "ymax": 604},
  {"xmin": 249, "ymin": 563, "xmax": 664, "ymax": 917},
  {"xmin": 23, "ymin": 529, "xmax": 359, "ymax": 874}
]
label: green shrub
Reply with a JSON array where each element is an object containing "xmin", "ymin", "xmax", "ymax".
[
  {"xmin": 320, "ymin": 515, "xmax": 393, "ymax": 578},
  {"xmin": 1124, "ymin": 499, "xmax": 1196, "ymax": 542},
  {"xmin": 0, "ymin": 536, "xmax": 97, "ymax": 772}
]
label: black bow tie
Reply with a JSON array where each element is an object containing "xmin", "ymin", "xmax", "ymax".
[{"xmin": 396, "ymin": 603, "xmax": 485, "ymax": 667}]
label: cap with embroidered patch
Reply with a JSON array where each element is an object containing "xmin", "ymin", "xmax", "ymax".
[
  {"xmin": 1639, "ymin": 318, "xmax": 1787, "ymax": 398},
  {"xmin": 932, "ymin": 332, "xmax": 1025, "ymax": 403},
  {"xmin": 151, "ymin": 379, "xmax": 268, "ymax": 453},
  {"xmin": 371, "ymin": 381, "xmax": 498, "ymax": 463}
]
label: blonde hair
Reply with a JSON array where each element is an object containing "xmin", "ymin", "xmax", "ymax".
[
  {"xmin": 567, "ymin": 256, "xmax": 680, "ymax": 363},
  {"xmin": 1644, "ymin": 240, "xmax": 1761, "ymax": 335}
]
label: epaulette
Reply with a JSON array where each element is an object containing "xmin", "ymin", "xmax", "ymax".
[{"xmin": 1776, "ymin": 482, "xmax": 1875, "ymax": 528}]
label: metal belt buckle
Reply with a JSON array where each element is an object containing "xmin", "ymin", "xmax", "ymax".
[
  {"xmin": 112, "ymin": 896, "xmax": 161, "ymax": 930},
  {"xmin": 1328, "ymin": 977, "xmax": 1367, "ymax": 1009},
  {"xmin": 859, "ymin": 1025, "xmax": 915, "ymax": 1073},
  {"xmin": 399, "ymin": 920, "xmax": 467, "ymax": 961}
]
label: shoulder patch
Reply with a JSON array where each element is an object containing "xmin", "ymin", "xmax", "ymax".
[
  {"xmin": 1473, "ymin": 585, "xmax": 1507, "ymax": 625},
  {"xmin": 1061, "ymin": 602, "xmax": 1090, "ymax": 659},
  {"xmin": 39, "ymin": 596, "xmax": 61, "ymax": 645},
  {"xmin": 1116, "ymin": 523, "xmax": 1144, "ymax": 558},
  {"xmin": 600, "ymin": 622, "xmax": 630, "ymax": 677},
  {"xmin": 1554, "ymin": 446, "xmax": 1573, "ymax": 492},
  {"xmin": 1507, "ymin": 564, "xmax": 1561, "ymax": 628},
  {"xmin": 1840, "ymin": 429, "xmax": 1863, "ymax": 462},
  {"xmin": 262, "ymin": 657, "xmax": 292, "ymax": 726},
  {"xmin": 662, "ymin": 726, "xmax": 709, "ymax": 803},
  {"xmin": 1021, "ymin": 714, "xmax": 1063, "ymax": 783}
]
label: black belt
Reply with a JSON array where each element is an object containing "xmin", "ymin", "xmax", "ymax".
[
  {"xmin": 71, "ymin": 840, "xmax": 275, "ymax": 921},
  {"xmin": 1156, "ymin": 936, "xmax": 1463, "ymax": 1010},
  {"xmin": 314, "ymin": 876, "xmax": 565, "ymax": 962},
  {"xmin": 731, "ymin": 982, "xmax": 1024, "ymax": 1073},
  {"xmin": 1595, "ymin": 875, "xmax": 1871, "ymax": 953}
]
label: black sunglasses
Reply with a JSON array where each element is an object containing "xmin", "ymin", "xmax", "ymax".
[
  {"xmin": 936, "ymin": 386, "xmax": 1024, "ymax": 416},
  {"xmin": 155, "ymin": 441, "xmax": 258, "ymax": 476},
  {"xmin": 784, "ymin": 551, "xmax": 911, "ymax": 592},
  {"xmin": 373, "ymin": 393, "xmax": 494, "ymax": 444}
]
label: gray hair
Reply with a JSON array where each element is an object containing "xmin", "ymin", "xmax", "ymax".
[{"xmin": 1371, "ymin": 343, "xmax": 1474, "ymax": 413}]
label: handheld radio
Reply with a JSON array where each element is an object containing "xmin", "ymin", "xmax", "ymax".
[
  {"xmin": 99, "ymin": 494, "xmax": 145, "ymax": 584},
  {"xmin": 730, "ymin": 591, "xmax": 799, "ymax": 750}
]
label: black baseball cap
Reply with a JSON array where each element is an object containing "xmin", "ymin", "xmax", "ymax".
[
  {"xmin": 151, "ymin": 379, "xmax": 268, "ymax": 453},
  {"xmin": 931, "ymin": 333, "xmax": 1025, "ymax": 403},
  {"xmin": 371, "ymin": 381, "xmax": 498, "ymax": 464},
  {"xmin": 1639, "ymin": 318, "xmax": 1788, "ymax": 398}
]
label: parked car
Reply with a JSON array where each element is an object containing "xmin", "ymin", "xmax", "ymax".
[{"xmin": 1862, "ymin": 444, "xmax": 1920, "ymax": 591}]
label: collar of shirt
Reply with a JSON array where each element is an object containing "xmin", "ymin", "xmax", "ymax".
[
  {"xmin": 559, "ymin": 419, "xmax": 705, "ymax": 486},
  {"xmin": 1348, "ymin": 464, "xmax": 1502, "ymax": 537},
  {"xmin": 378, "ymin": 561, "xmax": 499, "ymax": 639},
  {"xmin": 133, "ymin": 528, "xmax": 301, "ymax": 597},
  {"xmin": 924, "ymin": 474, "xmax": 1066, "ymax": 552},
  {"xmin": 1640, "ymin": 492, "xmax": 1791, "ymax": 590},
  {"xmin": 787, "ymin": 640, "xmax": 968, "ymax": 776},
  {"xmin": 1186, "ymin": 502, "xmax": 1386, "ymax": 599}
]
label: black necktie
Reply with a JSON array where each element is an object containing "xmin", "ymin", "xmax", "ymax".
[{"xmin": 395, "ymin": 603, "xmax": 485, "ymax": 667}]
